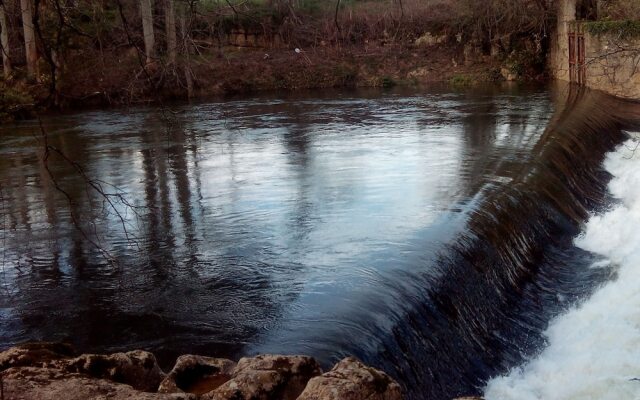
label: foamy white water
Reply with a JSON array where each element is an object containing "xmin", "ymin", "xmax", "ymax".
[{"xmin": 484, "ymin": 137, "xmax": 640, "ymax": 400}]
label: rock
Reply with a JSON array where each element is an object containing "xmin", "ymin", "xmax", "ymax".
[
  {"xmin": 297, "ymin": 357, "xmax": 402, "ymax": 400},
  {"xmin": 0, "ymin": 366, "xmax": 193, "ymax": 400},
  {"xmin": 203, "ymin": 354, "xmax": 322, "ymax": 400},
  {"xmin": 0, "ymin": 342, "xmax": 75, "ymax": 371},
  {"xmin": 158, "ymin": 355, "xmax": 235, "ymax": 395},
  {"xmin": 407, "ymin": 67, "xmax": 430, "ymax": 79},
  {"xmin": 0, "ymin": 343, "xmax": 165, "ymax": 393},
  {"xmin": 415, "ymin": 32, "xmax": 447, "ymax": 47},
  {"xmin": 0, "ymin": 345, "xmax": 403, "ymax": 400},
  {"xmin": 500, "ymin": 67, "xmax": 518, "ymax": 82},
  {"xmin": 60, "ymin": 350, "xmax": 166, "ymax": 392}
]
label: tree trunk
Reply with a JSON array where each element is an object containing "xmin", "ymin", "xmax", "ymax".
[
  {"xmin": 165, "ymin": 0, "xmax": 177, "ymax": 64},
  {"xmin": 140, "ymin": 0, "xmax": 155, "ymax": 64},
  {"xmin": 178, "ymin": 5, "xmax": 193, "ymax": 99},
  {"xmin": 20, "ymin": 0, "xmax": 37, "ymax": 79},
  {"xmin": 0, "ymin": 1, "xmax": 11, "ymax": 78}
]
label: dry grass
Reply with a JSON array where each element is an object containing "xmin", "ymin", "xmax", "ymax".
[{"xmin": 599, "ymin": 0, "xmax": 640, "ymax": 20}]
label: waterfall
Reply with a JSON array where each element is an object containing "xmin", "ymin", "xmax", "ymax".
[{"xmin": 370, "ymin": 87, "xmax": 640, "ymax": 399}]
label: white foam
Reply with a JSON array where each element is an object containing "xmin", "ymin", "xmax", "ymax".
[{"xmin": 484, "ymin": 138, "xmax": 640, "ymax": 400}]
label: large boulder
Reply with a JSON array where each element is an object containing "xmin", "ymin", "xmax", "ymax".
[
  {"xmin": 59, "ymin": 350, "xmax": 166, "ymax": 392},
  {"xmin": 297, "ymin": 357, "xmax": 402, "ymax": 400},
  {"xmin": 158, "ymin": 355, "xmax": 236, "ymax": 395},
  {"xmin": 0, "ymin": 343, "xmax": 165, "ymax": 393},
  {"xmin": 0, "ymin": 342, "xmax": 75, "ymax": 371},
  {"xmin": 203, "ymin": 354, "xmax": 322, "ymax": 400},
  {"xmin": 0, "ymin": 366, "xmax": 192, "ymax": 400}
]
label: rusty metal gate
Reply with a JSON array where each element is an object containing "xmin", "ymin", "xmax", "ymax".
[{"xmin": 569, "ymin": 27, "xmax": 586, "ymax": 85}]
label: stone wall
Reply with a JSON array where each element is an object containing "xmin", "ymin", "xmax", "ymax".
[
  {"xmin": 580, "ymin": 29, "xmax": 640, "ymax": 98},
  {"xmin": 551, "ymin": 0, "xmax": 640, "ymax": 99}
]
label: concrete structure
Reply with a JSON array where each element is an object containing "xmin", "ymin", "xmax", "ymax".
[
  {"xmin": 550, "ymin": 0, "xmax": 577, "ymax": 83},
  {"xmin": 551, "ymin": 0, "xmax": 640, "ymax": 99}
]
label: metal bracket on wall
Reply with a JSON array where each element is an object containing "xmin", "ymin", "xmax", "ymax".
[{"xmin": 569, "ymin": 23, "xmax": 586, "ymax": 85}]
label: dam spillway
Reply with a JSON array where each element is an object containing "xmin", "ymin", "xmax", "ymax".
[{"xmin": 1, "ymin": 84, "xmax": 639, "ymax": 399}]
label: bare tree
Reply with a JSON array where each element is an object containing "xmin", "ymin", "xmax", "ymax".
[
  {"xmin": 165, "ymin": 0, "xmax": 177, "ymax": 64},
  {"xmin": 20, "ymin": 0, "xmax": 37, "ymax": 79},
  {"xmin": 0, "ymin": 0, "xmax": 11, "ymax": 78},
  {"xmin": 334, "ymin": 0, "xmax": 341, "ymax": 36},
  {"xmin": 178, "ymin": 1, "xmax": 193, "ymax": 98},
  {"xmin": 140, "ymin": 0, "xmax": 155, "ymax": 64}
]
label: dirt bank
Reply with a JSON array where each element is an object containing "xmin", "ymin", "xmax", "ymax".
[{"xmin": 1, "ymin": 38, "xmax": 544, "ymax": 122}]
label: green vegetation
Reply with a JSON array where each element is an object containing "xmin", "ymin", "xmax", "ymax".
[
  {"xmin": 584, "ymin": 20, "xmax": 640, "ymax": 39},
  {"xmin": 449, "ymin": 74, "xmax": 473, "ymax": 87}
]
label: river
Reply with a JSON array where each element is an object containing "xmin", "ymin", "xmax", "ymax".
[{"xmin": 0, "ymin": 85, "xmax": 638, "ymax": 399}]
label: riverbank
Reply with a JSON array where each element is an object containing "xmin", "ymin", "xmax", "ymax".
[
  {"xmin": 0, "ymin": 342, "xmax": 402, "ymax": 400},
  {"xmin": 0, "ymin": 38, "xmax": 544, "ymax": 123},
  {"xmin": 0, "ymin": 0, "xmax": 556, "ymax": 122}
]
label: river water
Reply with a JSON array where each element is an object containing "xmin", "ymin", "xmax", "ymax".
[{"xmin": 0, "ymin": 85, "xmax": 638, "ymax": 399}]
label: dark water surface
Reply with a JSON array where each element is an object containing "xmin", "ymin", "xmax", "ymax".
[{"xmin": 1, "ymin": 86, "xmax": 630, "ymax": 399}]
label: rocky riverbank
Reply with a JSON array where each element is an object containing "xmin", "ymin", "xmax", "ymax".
[{"xmin": 0, "ymin": 342, "xmax": 402, "ymax": 400}]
